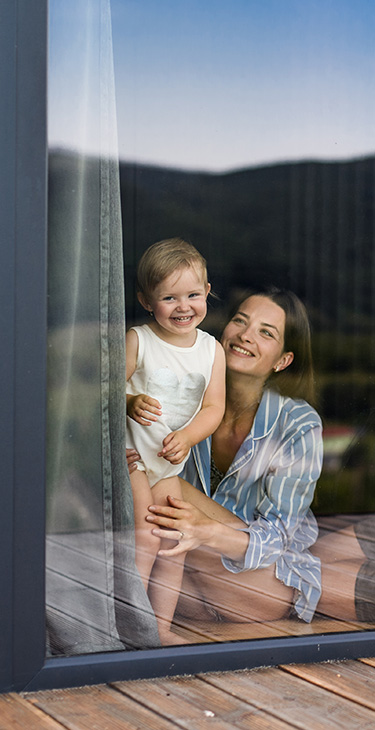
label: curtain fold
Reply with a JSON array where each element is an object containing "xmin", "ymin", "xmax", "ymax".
[{"xmin": 46, "ymin": 0, "xmax": 160, "ymax": 655}]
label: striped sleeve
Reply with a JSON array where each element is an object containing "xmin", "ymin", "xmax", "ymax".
[{"xmin": 222, "ymin": 419, "xmax": 323, "ymax": 573}]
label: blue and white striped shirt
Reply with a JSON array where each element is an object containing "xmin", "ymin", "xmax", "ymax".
[{"xmin": 182, "ymin": 388, "xmax": 323, "ymax": 622}]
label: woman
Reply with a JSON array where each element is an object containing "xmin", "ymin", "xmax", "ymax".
[{"xmin": 128, "ymin": 287, "xmax": 373, "ymax": 626}]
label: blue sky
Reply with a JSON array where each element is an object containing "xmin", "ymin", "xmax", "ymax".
[{"xmin": 50, "ymin": 0, "xmax": 375, "ymax": 171}]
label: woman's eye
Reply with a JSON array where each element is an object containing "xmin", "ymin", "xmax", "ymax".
[
  {"xmin": 233, "ymin": 317, "xmax": 245, "ymax": 325},
  {"xmin": 261, "ymin": 329, "xmax": 273, "ymax": 338}
]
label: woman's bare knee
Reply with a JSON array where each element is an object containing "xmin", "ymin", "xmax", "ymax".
[
  {"xmin": 313, "ymin": 525, "xmax": 365, "ymax": 564},
  {"xmin": 183, "ymin": 549, "xmax": 293, "ymax": 622}
]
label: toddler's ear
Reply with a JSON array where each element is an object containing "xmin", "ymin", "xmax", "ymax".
[
  {"xmin": 137, "ymin": 291, "xmax": 152, "ymax": 312},
  {"xmin": 206, "ymin": 282, "xmax": 211, "ymax": 297}
]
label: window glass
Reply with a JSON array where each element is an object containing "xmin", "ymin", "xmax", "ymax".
[{"xmin": 47, "ymin": 0, "xmax": 375, "ymax": 656}]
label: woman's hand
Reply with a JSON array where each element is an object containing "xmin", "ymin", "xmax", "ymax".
[
  {"xmin": 126, "ymin": 448, "xmax": 140, "ymax": 474},
  {"xmin": 127, "ymin": 393, "xmax": 162, "ymax": 425},
  {"xmin": 158, "ymin": 429, "xmax": 192, "ymax": 464},
  {"xmin": 146, "ymin": 495, "xmax": 216, "ymax": 556}
]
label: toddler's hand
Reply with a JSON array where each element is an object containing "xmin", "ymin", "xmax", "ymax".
[
  {"xmin": 127, "ymin": 394, "xmax": 161, "ymax": 425},
  {"xmin": 158, "ymin": 429, "xmax": 192, "ymax": 464}
]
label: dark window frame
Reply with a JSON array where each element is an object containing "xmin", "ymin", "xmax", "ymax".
[{"xmin": 1, "ymin": 0, "xmax": 375, "ymax": 693}]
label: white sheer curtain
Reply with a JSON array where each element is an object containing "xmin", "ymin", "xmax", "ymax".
[{"xmin": 46, "ymin": 0, "xmax": 160, "ymax": 654}]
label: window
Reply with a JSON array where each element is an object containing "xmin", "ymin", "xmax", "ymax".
[{"xmin": 2, "ymin": 0, "xmax": 375, "ymax": 693}]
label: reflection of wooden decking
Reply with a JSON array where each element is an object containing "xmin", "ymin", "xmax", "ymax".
[
  {"xmin": 2, "ymin": 658, "xmax": 375, "ymax": 728},
  {"xmin": 46, "ymin": 514, "xmax": 375, "ymax": 648},
  {"xmin": 2, "ymin": 514, "xmax": 374, "ymax": 727}
]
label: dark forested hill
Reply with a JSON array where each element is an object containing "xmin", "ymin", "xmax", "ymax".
[
  {"xmin": 120, "ymin": 156, "xmax": 375, "ymax": 336},
  {"xmin": 49, "ymin": 149, "xmax": 375, "ymax": 337}
]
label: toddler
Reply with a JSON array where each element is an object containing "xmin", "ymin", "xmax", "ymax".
[{"xmin": 126, "ymin": 237, "xmax": 225, "ymax": 644}]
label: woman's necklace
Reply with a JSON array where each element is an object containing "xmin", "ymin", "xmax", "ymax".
[
  {"xmin": 223, "ymin": 396, "xmax": 261, "ymax": 427},
  {"xmin": 212, "ymin": 396, "xmax": 261, "ymax": 476}
]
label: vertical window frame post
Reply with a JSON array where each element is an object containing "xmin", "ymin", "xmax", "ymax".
[{"xmin": 0, "ymin": 0, "xmax": 48, "ymax": 692}]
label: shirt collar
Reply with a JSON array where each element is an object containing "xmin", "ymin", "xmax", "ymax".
[
  {"xmin": 225, "ymin": 389, "xmax": 284, "ymax": 476},
  {"xmin": 191, "ymin": 389, "xmax": 285, "ymax": 485},
  {"xmin": 251, "ymin": 388, "xmax": 284, "ymax": 441}
]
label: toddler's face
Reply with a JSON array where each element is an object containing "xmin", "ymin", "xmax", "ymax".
[{"xmin": 143, "ymin": 265, "xmax": 210, "ymax": 342}]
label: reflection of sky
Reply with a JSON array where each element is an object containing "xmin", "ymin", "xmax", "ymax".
[{"xmin": 50, "ymin": 0, "xmax": 375, "ymax": 171}]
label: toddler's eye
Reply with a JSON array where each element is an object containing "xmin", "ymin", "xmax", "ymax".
[
  {"xmin": 162, "ymin": 296, "xmax": 174, "ymax": 301},
  {"xmin": 188, "ymin": 292, "xmax": 199, "ymax": 298}
]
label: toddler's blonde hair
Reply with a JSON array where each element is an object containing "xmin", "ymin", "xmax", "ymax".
[{"xmin": 137, "ymin": 238, "xmax": 208, "ymax": 301}]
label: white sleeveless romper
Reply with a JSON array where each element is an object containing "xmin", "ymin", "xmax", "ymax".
[{"xmin": 127, "ymin": 324, "xmax": 216, "ymax": 486}]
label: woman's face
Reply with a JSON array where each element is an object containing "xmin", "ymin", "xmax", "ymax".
[{"xmin": 221, "ymin": 295, "xmax": 293, "ymax": 381}]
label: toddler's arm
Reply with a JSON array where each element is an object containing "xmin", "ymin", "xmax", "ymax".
[
  {"xmin": 160, "ymin": 340, "xmax": 225, "ymax": 464},
  {"xmin": 126, "ymin": 329, "xmax": 161, "ymax": 425}
]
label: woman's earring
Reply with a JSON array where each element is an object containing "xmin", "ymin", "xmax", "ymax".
[
  {"xmin": 274, "ymin": 365, "xmax": 279, "ymax": 372},
  {"xmin": 148, "ymin": 310, "xmax": 154, "ymax": 317}
]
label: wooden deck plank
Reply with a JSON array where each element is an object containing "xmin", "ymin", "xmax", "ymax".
[
  {"xmin": 316, "ymin": 515, "xmax": 361, "ymax": 532},
  {"xmin": 1, "ymin": 658, "xmax": 371, "ymax": 730},
  {"xmin": 279, "ymin": 659, "xmax": 375, "ymax": 711},
  {"xmin": 47, "ymin": 535, "xmax": 138, "ymax": 584},
  {"xmin": 171, "ymin": 615, "xmax": 371, "ymax": 645},
  {"xmin": 47, "ymin": 605, "xmax": 123, "ymax": 650},
  {"xmin": 47, "ymin": 532, "xmax": 107, "ymax": 559},
  {"xmin": 198, "ymin": 667, "xmax": 375, "ymax": 729},
  {"xmin": 112, "ymin": 674, "xmax": 299, "ymax": 729},
  {"xmin": 0, "ymin": 693, "xmax": 66, "ymax": 730},
  {"xmin": 27, "ymin": 684, "xmax": 180, "ymax": 730},
  {"xmin": 171, "ymin": 617, "xmax": 290, "ymax": 643}
]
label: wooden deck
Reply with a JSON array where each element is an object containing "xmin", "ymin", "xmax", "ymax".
[
  {"xmin": 1, "ymin": 657, "xmax": 375, "ymax": 728},
  {"xmin": 5, "ymin": 513, "xmax": 369, "ymax": 727},
  {"xmin": 46, "ymin": 513, "xmax": 375, "ymax": 649}
]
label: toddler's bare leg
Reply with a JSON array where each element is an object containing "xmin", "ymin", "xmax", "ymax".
[
  {"xmin": 130, "ymin": 469, "xmax": 160, "ymax": 593},
  {"xmin": 148, "ymin": 476, "xmax": 188, "ymax": 645}
]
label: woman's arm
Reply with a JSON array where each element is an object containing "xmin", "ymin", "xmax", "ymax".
[
  {"xmin": 146, "ymin": 418, "xmax": 322, "ymax": 566},
  {"xmin": 224, "ymin": 421, "xmax": 323, "ymax": 573},
  {"xmin": 160, "ymin": 340, "xmax": 226, "ymax": 463},
  {"xmin": 146, "ymin": 493, "xmax": 250, "ymax": 559}
]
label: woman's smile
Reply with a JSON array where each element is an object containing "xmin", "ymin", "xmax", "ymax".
[{"xmin": 230, "ymin": 344, "xmax": 255, "ymax": 357}]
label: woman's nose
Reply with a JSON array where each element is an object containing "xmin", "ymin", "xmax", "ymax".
[{"xmin": 239, "ymin": 325, "xmax": 255, "ymax": 343}]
